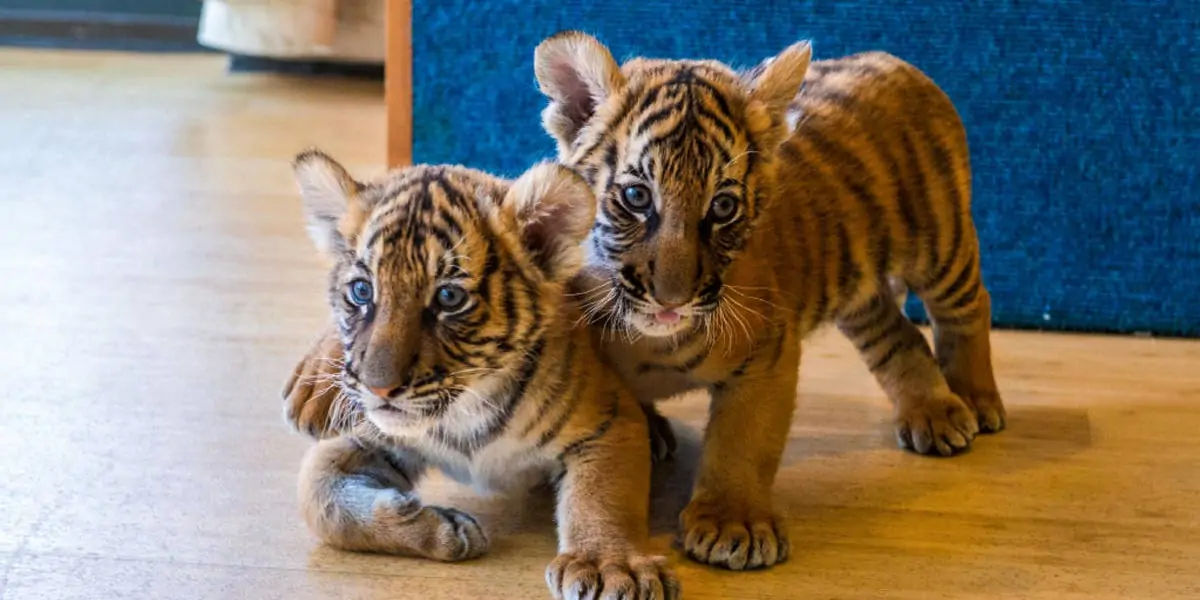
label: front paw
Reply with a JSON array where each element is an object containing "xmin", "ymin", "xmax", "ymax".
[
  {"xmin": 282, "ymin": 334, "xmax": 347, "ymax": 438},
  {"xmin": 678, "ymin": 499, "xmax": 788, "ymax": 570},
  {"xmin": 895, "ymin": 392, "xmax": 980, "ymax": 456},
  {"xmin": 546, "ymin": 551, "xmax": 679, "ymax": 600}
]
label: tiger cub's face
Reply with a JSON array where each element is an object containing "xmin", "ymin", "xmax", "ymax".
[
  {"xmin": 534, "ymin": 32, "xmax": 811, "ymax": 338},
  {"xmin": 294, "ymin": 152, "xmax": 593, "ymax": 434}
]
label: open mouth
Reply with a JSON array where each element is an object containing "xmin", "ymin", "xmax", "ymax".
[{"xmin": 627, "ymin": 308, "xmax": 695, "ymax": 337}]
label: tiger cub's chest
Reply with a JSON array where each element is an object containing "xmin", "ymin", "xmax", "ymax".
[
  {"xmin": 401, "ymin": 430, "xmax": 556, "ymax": 493},
  {"xmin": 599, "ymin": 330, "xmax": 755, "ymax": 402}
]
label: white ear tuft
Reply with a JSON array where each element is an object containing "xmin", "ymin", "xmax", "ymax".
[
  {"xmin": 504, "ymin": 163, "xmax": 596, "ymax": 280},
  {"xmin": 293, "ymin": 149, "xmax": 359, "ymax": 256}
]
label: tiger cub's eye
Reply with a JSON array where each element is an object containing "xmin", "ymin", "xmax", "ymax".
[
  {"xmin": 620, "ymin": 184, "xmax": 653, "ymax": 212},
  {"xmin": 348, "ymin": 279, "xmax": 373, "ymax": 306},
  {"xmin": 709, "ymin": 194, "xmax": 739, "ymax": 223},
  {"xmin": 435, "ymin": 285, "xmax": 468, "ymax": 313}
]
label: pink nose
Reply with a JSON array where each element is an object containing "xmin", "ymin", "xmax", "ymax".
[
  {"xmin": 368, "ymin": 385, "xmax": 399, "ymax": 398},
  {"xmin": 654, "ymin": 309, "xmax": 681, "ymax": 324}
]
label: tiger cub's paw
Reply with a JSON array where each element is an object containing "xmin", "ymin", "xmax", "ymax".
[
  {"xmin": 546, "ymin": 551, "xmax": 679, "ymax": 600},
  {"xmin": 282, "ymin": 333, "xmax": 346, "ymax": 438},
  {"xmin": 678, "ymin": 499, "xmax": 789, "ymax": 570},
  {"xmin": 895, "ymin": 392, "xmax": 980, "ymax": 456},
  {"xmin": 962, "ymin": 389, "xmax": 1006, "ymax": 433}
]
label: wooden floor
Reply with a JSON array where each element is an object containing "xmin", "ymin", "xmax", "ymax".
[{"xmin": 0, "ymin": 49, "xmax": 1197, "ymax": 600}]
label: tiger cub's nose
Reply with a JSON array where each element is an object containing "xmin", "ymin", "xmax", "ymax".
[{"xmin": 367, "ymin": 385, "xmax": 401, "ymax": 398}]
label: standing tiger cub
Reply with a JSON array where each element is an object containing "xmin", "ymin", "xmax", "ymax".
[
  {"xmin": 286, "ymin": 32, "xmax": 1006, "ymax": 572},
  {"xmin": 289, "ymin": 151, "xmax": 678, "ymax": 600}
]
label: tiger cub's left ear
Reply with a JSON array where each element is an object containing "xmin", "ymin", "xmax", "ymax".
[
  {"xmin": 503, "ymin": 163, "xmax": 596, "ymax": 281},
  {"xmin": 744, "ymin": 40, "xmax": 812, "ymax": 148},
  {"xmin": 292, "ymin": 149, "xmax": 367, "ymax": 258}
]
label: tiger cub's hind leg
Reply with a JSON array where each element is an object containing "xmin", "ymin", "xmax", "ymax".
[
  {"xmin": 838, "ymin": 291, "xmax": 979, "ymax": 456},
  {"xmin": 918, "ymin": 242, "xmax": 1006, "ymax": 433},
  {"xmin": 298, "ymin": 436, "xmax": 489, "ymax": 561},
  {"xmin": 640, "ymin": 401, "xmax": 678, "ymax": 462}
]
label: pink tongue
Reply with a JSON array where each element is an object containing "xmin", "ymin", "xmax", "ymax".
[{"xmin": 655, "ymin": 310, "xmax": 681, "ymax": 324}]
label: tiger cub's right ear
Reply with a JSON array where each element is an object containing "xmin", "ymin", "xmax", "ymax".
[
  {"xmin": 534, "ymin": 31, "xmax": 624, "ymax": 157},
  {"xmin": 292, "ymin": 149, "xmax": 365, "ymax": 257},
  {"xmin": 503, "ymin": 163, "xmax": 596, "ymax": 282}
]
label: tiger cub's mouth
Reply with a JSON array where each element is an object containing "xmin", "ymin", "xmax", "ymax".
[{"xmin": 626, "ymin": 305, "xmax": 700, "ymax": 338}]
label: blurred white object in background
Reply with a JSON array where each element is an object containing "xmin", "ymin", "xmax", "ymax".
[{"xmin": 198, "ymin": 0, "xmax": 384, "ymax": 62}]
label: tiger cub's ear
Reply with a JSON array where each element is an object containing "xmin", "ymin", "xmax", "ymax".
[
  {"xmin": 503, "ymin": 163, "xmax": 596, "ymax": 281},
  {"xmin": 744, "ymin": 40, "xmax": 812, "ymax": 149},
  {"xmin": 292, "ymin": 149, "xmax": 366, "ymax": 257},
  {"xmin": 534, "ymin": 31, "xmax": 624, "ymax": 156}
]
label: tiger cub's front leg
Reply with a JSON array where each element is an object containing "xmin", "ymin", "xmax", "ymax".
[
  {"xmin": 547, "ymin": 402, "xmax": 679, "ymax": 600},
  {"xmin": 298, "ymin": 436, "xmax": 488, "ymax": 561},
  {"xmin": 679, "ymin": 329, "xmax": 799, "ymax": 570}
]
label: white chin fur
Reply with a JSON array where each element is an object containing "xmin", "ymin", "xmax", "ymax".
[
  {"xmin": 627, "ymin": 313, "xmax": 693, "ymax": 338},
  {"xmin": 364, "ymin": 406, "xmax": 425, "ymax": 436}
]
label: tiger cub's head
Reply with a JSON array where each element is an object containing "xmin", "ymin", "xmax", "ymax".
[
  {"xmin": 534, "ymin": 31, "xmax": 810, "ymax": 338},
  {"xmin": 293, "ymin": 151, "xmax": 594, "ymax": 433}
]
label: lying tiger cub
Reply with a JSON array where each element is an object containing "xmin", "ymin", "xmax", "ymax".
[{"xmin": 289, "ymin": 150, "xmax": 679, "ymax": 600}]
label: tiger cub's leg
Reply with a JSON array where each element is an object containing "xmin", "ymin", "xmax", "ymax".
[
  {"xmin": 919, "ymin": 241, "xmax": 1006, "ymax": 432},
  {"xmin": 838, "ymin": 290, "xmax": 979, "ymax": 455},
  {"xmin": 298, "ymin": 436, "xmax": 488, "ymax": 560},
  {"xmin": 547, "ymin": 399, "xmax": 679, "ymax": 600},
  {"xmin": 679, "ymin": 326, "xmax": 798, "ymax": 570},
  {"xmin": 639, "ymin": 401, "xmax": 677, "ymax": 462}
]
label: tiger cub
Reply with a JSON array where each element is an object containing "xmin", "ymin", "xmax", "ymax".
[
  {"xmin": 527, "ymin": 32, "xmax": 1006, "ymax": 568},
  {"xmin": 289, "ymin": 150, "xmax": 678, "ymax": 600}
]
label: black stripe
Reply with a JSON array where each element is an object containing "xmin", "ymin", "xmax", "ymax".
[
  {"xmin": 929, "ymin": 306, "xmax": 983, "ymax": 328},
  {"xmin": 805, "ymin": 127, "xmax": 891, "ymax": 279},
  {"xmin": 869, "ymin": 337, "xmax": 910, "ymax": 372},
  {"xmin": 932, "ymin": 254, "xmax": 976, "ymax": 304},
  {"xmin": 518, "ymin": 336, "xmax": 576, "ymax": 437},
  {"xmin": 868, "ymin": 335, "xmax": 931, "ymax": 372},
  {"xmin": 637, "ymin": 339, "xmax": 710, "ymax": 374},
  {"xmin": 688, "ymin": 76, "xmax": 736, "ymax": 125},
  {"xmin": 556, "ymin": 394, "xmax": 618, "ymax": 461},
  {"xmin": 692, "ymin": 102, "xmax": 734, "ymax": 142},
  {"xmin": 835, "ymin": 223, "xmax": 861, "ymax": 304},
  {"xmin": 454, "ymin": 338, "xmax": 546, "ymax": 455},
  {"xmin": 850, "ymin": 310, "xmax": 902, "ymax": 355},
  {"xmin": 730, "ymin": 353, "xmax": 754, "ymax": 378},
  {"xmin": 635, "ymin": 105, "xmax": 682, "ymax": 136},
  {"xmin": 838, "ymin": 295, "xmax": 886, "ymax": 336},
  {"xmin": 766, "ymin": 325, "xmax": 788, "ymax": 368},
  {"xmin": 930, "ymin": 132, "xmax": 965, "ymax": 276},
  {"xmin": 900, "ymin": 128, "xmax": 939, "ymax": 282}
]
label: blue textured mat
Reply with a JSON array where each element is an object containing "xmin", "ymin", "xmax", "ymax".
[{"xmin": 411, "ymin": 1, "xmax": 1199, "ymax": 336}]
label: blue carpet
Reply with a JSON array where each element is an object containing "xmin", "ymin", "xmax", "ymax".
[{"xmin": 411, "ymin": 1, "xmax": 1199, "ymax": 336}]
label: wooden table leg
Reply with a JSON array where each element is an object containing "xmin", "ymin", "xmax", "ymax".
[{"xmin": 385, "ymin": 0, "xmax": 412, "ymax": 167}]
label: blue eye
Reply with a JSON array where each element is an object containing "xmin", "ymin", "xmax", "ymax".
[
  {"xmin": 435, "ymin": 285, "xmax": 468, "ymax": 313},
  {"xmin": 620, "ymin": 184, "xmax": 653, "ymax": 212},
  {"xmin": 348, "ymin": 279, "xmax": 373, "ymax": 306},
  {"xmin": 710, "ymin": 194, "xmax": 739, "ymax": 222}
]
